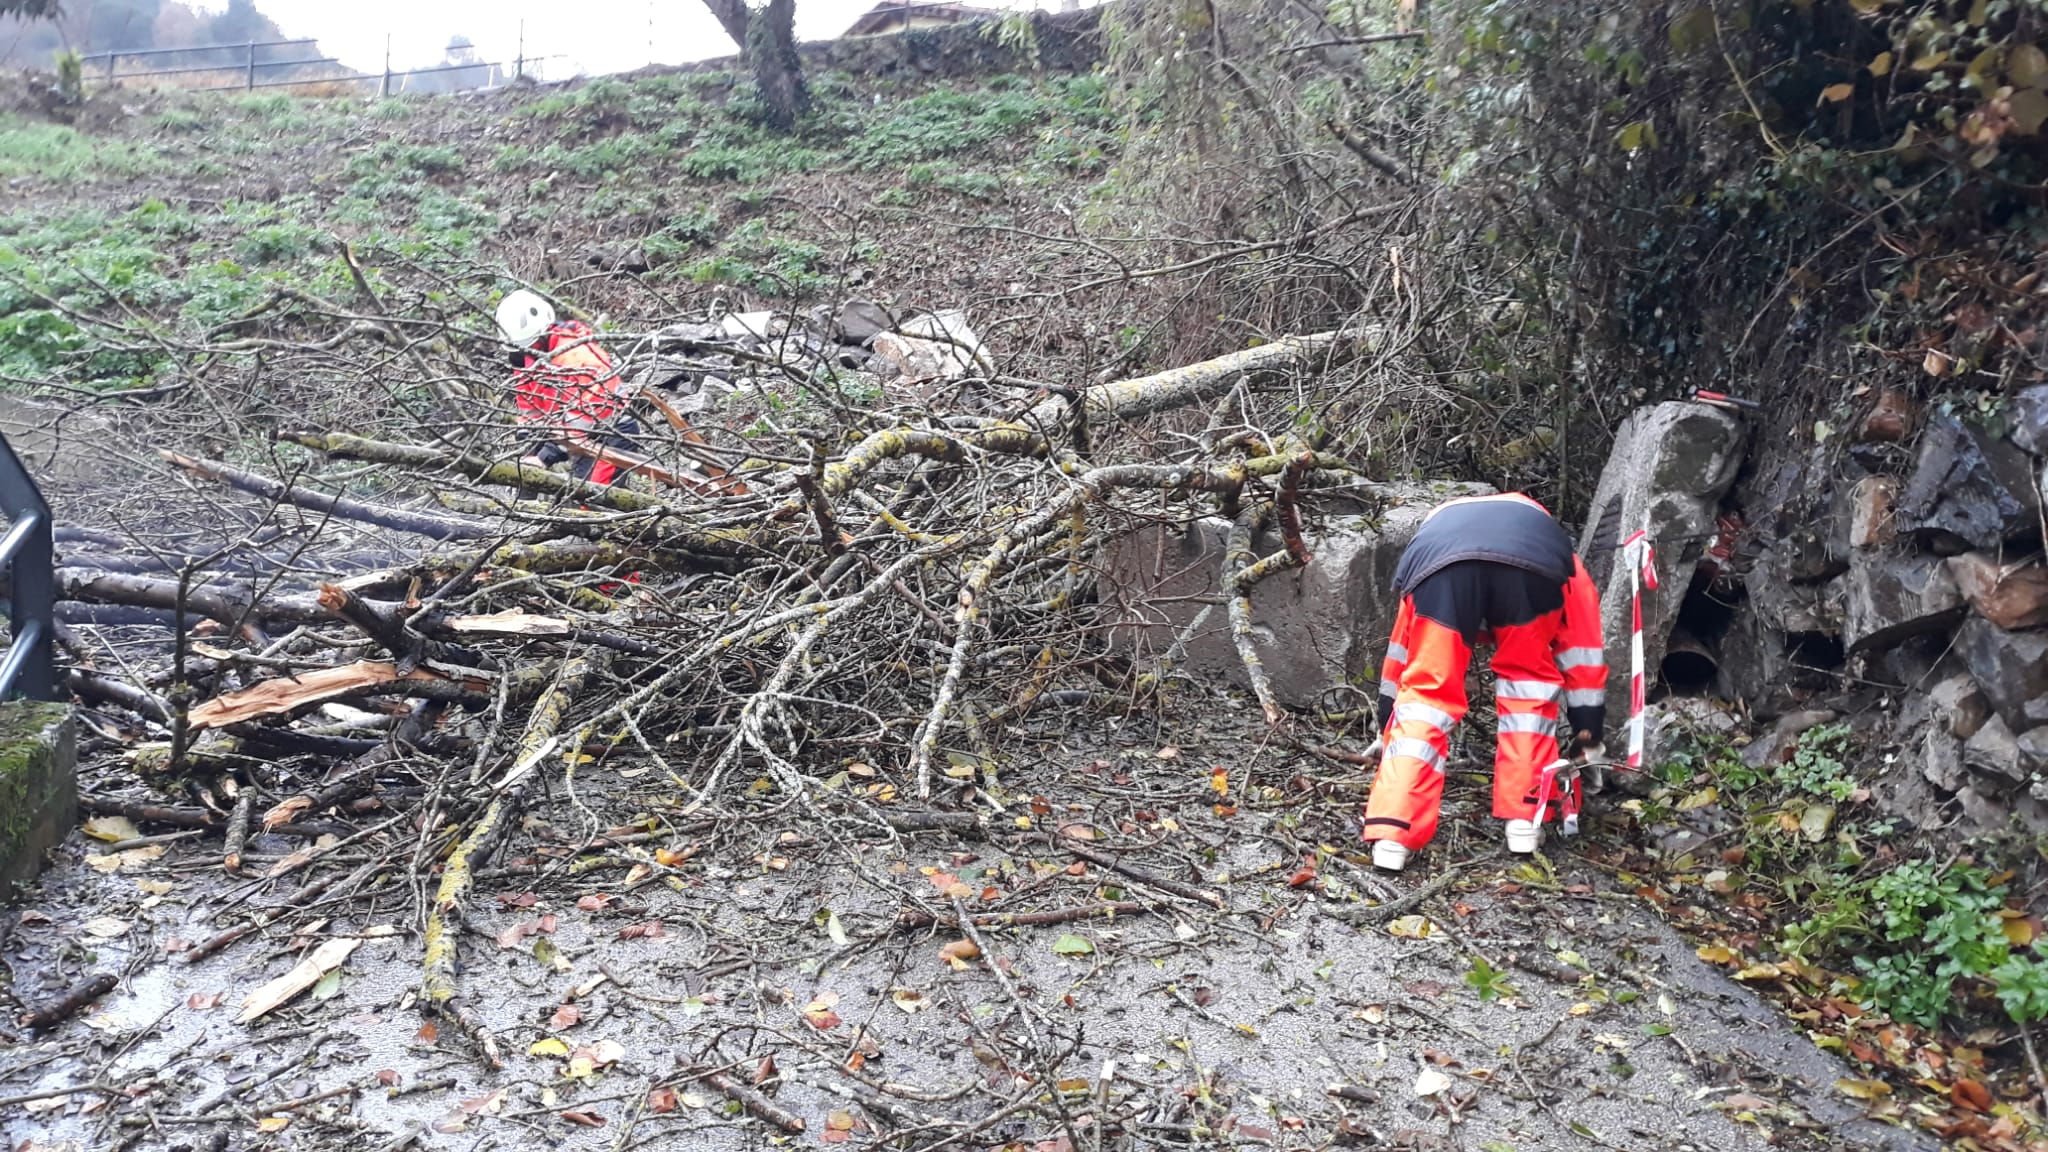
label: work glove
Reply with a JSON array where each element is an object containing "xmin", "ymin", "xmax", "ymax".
[
  {"xmin": 1362, "ymin": 733, "xmax": 1385, "ymax": 761},
  {"xmin": 1575, "ymin": 733, "xmax": 1607, "ymax": 793}
]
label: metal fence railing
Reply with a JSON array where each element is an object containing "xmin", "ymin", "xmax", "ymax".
[
  {"xmin": 0, "ymin": 436, "xmax": 55, "ymax": 703},
  {"xmin": 78, "ymin": 35, "xmax": 558, "ymax": 96}
]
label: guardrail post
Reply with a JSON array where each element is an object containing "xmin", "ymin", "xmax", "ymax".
[
  {"xmin": 0, "ymin": 437, "xmax": 55, "ymax": 703},
  {"xmin": 105, "ymin": 51, "xmax": 117, "ymax": 87},
  {"xmin": 381, "ymin": 36, "xmax": 391, "ymax": 98},
  {"xmin": 516, "ymin": 21, "xmax": 524, "ymax": 81},
  {"xmin": 246, "ymin": 41, "xmax": 257, "ymax": 90}
]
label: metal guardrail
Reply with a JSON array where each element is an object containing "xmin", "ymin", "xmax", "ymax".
[
  {"xmin": 0, "ymin": 436, "xmax": 54, "ymax": 702},
  {"xmin": 79, "ymin": 33, "xmax": 560, "ymax": 96}
]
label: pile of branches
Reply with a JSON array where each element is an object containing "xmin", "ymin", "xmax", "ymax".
[{"xmin": 47, "ymin": 287, "xmax": 1393, "ymax": 1054}]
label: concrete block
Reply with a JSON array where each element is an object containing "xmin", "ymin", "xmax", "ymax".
[
  {"xmin": 0, "ymin": 700, "xmax": 76, "ymax": 904},
  {"xmin": 1101, "ymin": 481, "xmax": 1492, "ymax": 709}
]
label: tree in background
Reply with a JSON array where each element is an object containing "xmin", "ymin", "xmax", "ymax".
[
  {"xmin": 701, "ymin": 0, "xmax": 808, "ymax": 131},
  {"xmin": 0, "ymin": 0, "xmax": 60, "ymax": 17}
]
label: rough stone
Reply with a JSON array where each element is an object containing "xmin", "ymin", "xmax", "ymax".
[
  {"xmin": 834, "ymin": 299, "xmax": 894, "ymax": 344},
  {"xmin": 0, "ymin": 700, "xmax": 76, "ymax": 903},
  {"xmin": 1740, "ymin": 709, "xmax": 1839, "ymax": 770},
  {"xmin": 1929, "ymin": 673, "xmax": 1992, "ymax": 740},
  {"xmin": 1896, "ymin": 413, "xmax": 2041, "ymax": 550},
  {"xmin": 2010, "ymin": 383, "xmax": 2048, "ymax": 456},
  {"xmin": 1946, "ymin": 552, "xmax": 2048, "ymax": 630},
  {"xmin": 1958, "ymin": 615, "xmax": 2048, "ymax": 732},
  {"xmin": 1102, "ymin": 482, "xmax": 1493, "ymax": 709},
  {"xmin": 720, "ymin": 311, "xmax": 783, "ymax": 341},
  {"xmin": 1871, "ymin": 731, "xmax": 1948, "ymax": 829},
  {"xmin": 1847, "ymin": 476, "xmax": 1898, "ymax": 549},
  {"xmin": 1858, "ymin": 387, "xmax": 1917, "ymax": 443},
  {"xmin": 1920, "ymin": 726, "xmax": 1968, "ymax": 793},
  {"xmin": 2019, "ymin": 727, "xmax": 2048, "ymax": 775},
  {"xmin": 1578, "ymin": 401, "xmax": 1747, "ymax": 723},
  {"xmin": 1746, "ymin": 546, "xmax": 1843, "ymax": 634},
  {"xmin": 1841, "ymin": 548, "xmax": 1965, "ymax": 654},
  {"xmin": 1965, "ymin": 715, "xmax": 2026, "ymax": 783}
]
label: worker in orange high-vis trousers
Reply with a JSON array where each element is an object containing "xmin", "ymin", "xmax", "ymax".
[{"xmin": 1360, "ymin": 492, "xmax": 1608, "ymax": 872}]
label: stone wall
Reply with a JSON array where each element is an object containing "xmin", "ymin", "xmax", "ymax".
[{"xmin": 0, "ymin": 699, "xmax": 76, "ymax": 903}]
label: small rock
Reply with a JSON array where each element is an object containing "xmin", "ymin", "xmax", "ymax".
[
  {"xmin": 1947, "ymin": 552, "xmax": 2048, "ymax": 630},
  {"xmin": 1965, "ymin": 715, "xmax": 2025, "ymax": 783},
  {"xmin": 1746, "ymin": 549, "xmax": 1843, "ymax": 634},
  {"xmin": 835, "ymin": 300, "xmax": 894, "ymax": 344},
  {"xmin": 1929, "ymin": 673, "xmax": 1992, "ymax": 740},
  {"xmin": 1847, "ymin": 476, "xmax": 1898, "ymax": 549},
  {"xmin": 1651, "ymin": 825, "xmax": 1713, "ymax": 860},
  {"xmin": 1958, "ymin": 616, "xmax": 2048, "ymax": 731},
  {"xmin": 2008, "ymin": 383, "xmax": 2048, "ymax": 456},
  {"xmin": 2019, "ymin": 727, "xmax": 2048, "ymax": 775},
  {"xmin": 1740, "ymin": 709, "xmax": 1840, "ymax": 769},
  {"xmin": 1858, "ymin": 387, "xmax": 1916, "ymax": 443},
  {"xmin": 1842, "ymin": 548, "xmax": 1965, "ymax": 653},
  {"xmin": 1919, "ymin": 727, "xmax": 1968, "ymax": 793},
  {"xmin": 1896, "ymin": 413, "xmax": 2041, "ymax": 550},
  {"xmin": 720, "ymin": 311, "xmax": 782, "ymax": 341}
]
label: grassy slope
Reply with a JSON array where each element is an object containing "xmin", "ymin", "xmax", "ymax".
[{"xmin": 0, "ymin": 66, "xmax": 1132, "ymax": 394}]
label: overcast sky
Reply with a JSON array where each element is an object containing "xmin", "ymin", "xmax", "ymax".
[{"xmin": 224, "ymin": 0, "xmax": 1068, "ymax": 80}]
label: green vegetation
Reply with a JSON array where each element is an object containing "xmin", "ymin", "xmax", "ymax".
[
  {"xmin": 1651, "ymin": 721, "xmax": 2048, "ymax": 1035},
  {"xmin": 0, "ymin": 116, "xmax": 160, "ymax": 181}
]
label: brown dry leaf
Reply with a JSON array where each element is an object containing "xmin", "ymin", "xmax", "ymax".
[
  {"xmin": 377, "ymin": 1069, "xmax": 401, "ymax": 1087},
  {"xmin": 560, "ymin": 1110, "xmax": 606, "ymax": 1127},
  {"xmin": 187, "ymin": 991, "xmax": 223, "ymax": 1010},
  {"xmin": 1952, "ymin": 1077, "xmax": 1994, "ymax": 1113},
  {"xmin": 1820, "ymin": 82, "xmax": 1855, "ymax": 104},
  {"xmin": 647, "ymin": 1086, "xmax": 679, "ymax": 1113},
  {"xmin": 256, "ymin": 1116, "xmax": 291, "ymax": 1133},
  {"xmin": 802, "ymin": 994, "xmax": 844, "ymax": 1030},
  {"xmin": 415, "ymin": 1021, "xmax": 439, "ymax": 1044},
  {"xmin": 551, "ymin": 1003, "xmax": 583, "ymax": 1029},
  {"xmin": 939, "ymin": 938, "xmax": 982, "ymax": 969},
  {"xmin": 618, "ymin": 920, "xmax": 667, "ymax": 940},
  {"xmin": 82, "ymin": 815, "xmax": 142, "ymax": 842}
]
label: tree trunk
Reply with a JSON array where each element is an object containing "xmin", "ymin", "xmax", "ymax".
[{"xmin": 701, "ymin": 0, "xmax": 809, "ymax": 132}]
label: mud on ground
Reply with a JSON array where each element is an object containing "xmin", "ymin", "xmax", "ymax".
[{"xmin": 3, "ymin": 699, "xmax": 1931, "ymax": 1152}]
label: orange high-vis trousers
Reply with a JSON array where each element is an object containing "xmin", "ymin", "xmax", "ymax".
[{"xmin": 1362, "ymin": 598, "xmax": 1572, "ymax": 852}]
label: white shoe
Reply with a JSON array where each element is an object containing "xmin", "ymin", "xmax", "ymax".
[
  {"xmin": 1505, "ymin": 819, "xmax": 1543, "ymax": 854},
  {"xmin": 1371, "ymin": 839, "xmax": 1410, "ymax": 872}
]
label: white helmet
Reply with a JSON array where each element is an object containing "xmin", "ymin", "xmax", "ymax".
[{"xmin": 495, "ymin": 289, "xmax": 556, "ymax": 345}]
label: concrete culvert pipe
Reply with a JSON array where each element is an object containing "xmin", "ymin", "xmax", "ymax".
[{"xmin": 1660, "ymin": 627, "xmax": 1719, "ymax": 696}]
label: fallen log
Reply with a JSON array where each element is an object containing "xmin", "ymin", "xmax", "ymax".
[
  {"xmin": 1024, "ymin": 330, "xmax": 1360, "ymax": 428},
  {"xmin": 186, "ymin": 661, "xmax": 494, "ymax": 730},
  {"xmin": 422, "ymin": 651, "xmax": 604, "ymax": 1066},
  {"xmin": 702, "ymin": 1071, "xmax": 804, "ymax": 1134},
  {"xmin": 318, "ymin": 585, "xmax": 498, "ymax": 672},
  {"xmin": 161, "ymin": 450, "xmax": 495, "ymax": 541},
  {"xmin": 1058, "ymin": 836, "xmax": 1227, "ymax": 910},
  {"xmin": 18, "ymin": 973, "xmax": 118, "ymax": 1030}
]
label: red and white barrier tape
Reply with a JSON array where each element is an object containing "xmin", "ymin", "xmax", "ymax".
[{"xmin": 1622, "ymin": 529, "xmax": 1658, "ymax": 772}]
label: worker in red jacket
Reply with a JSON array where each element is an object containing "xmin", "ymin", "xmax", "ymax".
[
  {"xmin": 495, "ymin": 290, "xmax": 638, "ymax": 487},
  {"xmin": 1361, "ymin": 492, "xmax": 1608, "ymax": 872}
]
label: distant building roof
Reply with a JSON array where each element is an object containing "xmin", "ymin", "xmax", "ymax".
[{"xmin": 843, "ymin": 1, "xmax": 1005, "ymax": 37}]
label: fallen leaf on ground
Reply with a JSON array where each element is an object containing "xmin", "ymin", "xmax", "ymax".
[
  {"xmin": 1697, "ymin": 945, "xmax": 1737, "ymax": 965},
  {"xmin": 618, "ymin": 920, "xmax": 666, "ymax": 940},
  {"xmin": 891, "ymin": 988, "xmax": 929, "ymax": 1013},
  {"xmin": 1052, "ymin": 934, "xmax": 1094, "ymax": 956},
  {"xmin": 1386, "ymin": 915, "xmax": 1434, "ymax": 939},
  {"xmin": 531, "ymin": 1037, "xmax": 571, "ymax": 1057},
  {"xmin": 1836, "ymin": 1078, "xmax": 1892, "ymax": 1101},
  {"xmin": 377, "ymin": 1069, "xmax": 400, "ymax": 1087},
  {"xmin": 1414, "ymin": 1068, "xmax": 1451, "ymax": 1097},
  {"xmin": 1951, "ymin": 1077, "xmax": 1994, "ymax": 1113},
  {"xmin": 939, "ymin": 939, "xmax": 981, "ymax": 969},
  {"xmin": 803, "ymin": 992, "xmax": 844, "ymax": 1030},
  {"xmin": 550, "ymin": 1003, "xmax": 582, "ymax": 1029},
  {"xmin": 187, "ymin": 992, "xmax": 222, "ymax": 1010},
  {"xmin": 256, "ymin": 1116, "xmax": 291, "ymax": 1133},
  {"xmin": 81, "ymin": 916, "xmax": 130, "ymax": 940},
  {"xmin": 82, "ymin": 816, "xmax": 141, "ymax": 842},
  {"xmin": 560, "ymin": 1110, "xmax": 606, "ymax": 1127},
  {"xmin": 647, "ymin": 1086, "xmax": 678, "ymax": 1113}
]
